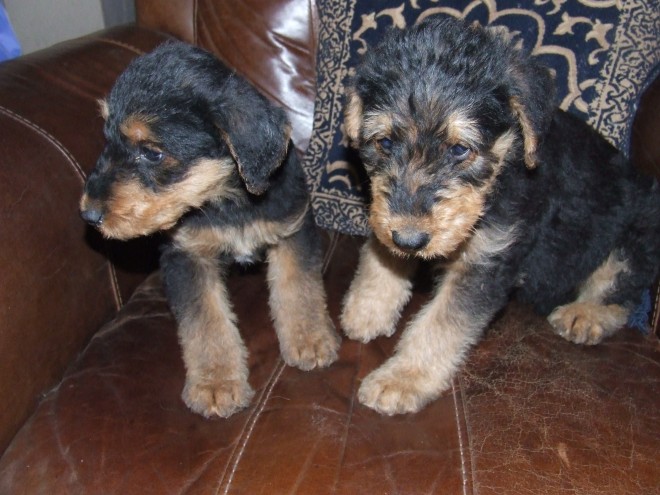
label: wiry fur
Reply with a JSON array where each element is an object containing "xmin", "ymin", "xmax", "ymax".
[
  {"xmin": 80, "ymin": 42, "xmax": 340, "ymax": 418},
  {"xmin": 341, "ymin": 17, "xmax": 660, "ymax": 415}
]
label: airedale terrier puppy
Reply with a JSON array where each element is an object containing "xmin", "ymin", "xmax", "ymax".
[
  {"xmin": 80, "ymin": 42, "xmax": 340, "ymax": 418},
  {"xmin": 341, "ymin": 17, "xmax": 660, "ymax": 415}
]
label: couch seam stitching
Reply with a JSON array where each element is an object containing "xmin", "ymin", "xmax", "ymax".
[
  {"xmin": 216, "ymin": 360, "xmax": 287, "ymax": 494},
  {"xmin": 451, "ymin": 378, "xmax": 470, "ymax": 495},
  {"xmin": 330, "ymin": 342, "xmax": 360, "ymax": 493},
  {"xmin": 0, "ymin": 104, "xmax": 123, "ymax": 310},
  {"xmin": 322, "ymin": 230, "xmax": 340, "ymax": 274},
  {"xmin": 652, "ymin": 282, "xmax": 659, "ymax": 331},
  {"xmin": 95, "ymin": 37, "xmax": 147, "ymax": 56},
  {"xmin": 0, "ymin": 105, "xmax": 85, "ymax": 181}
]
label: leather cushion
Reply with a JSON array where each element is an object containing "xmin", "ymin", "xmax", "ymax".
[{"xmin": 1, "ymin": 235, "xmax": 658, "ymax": 494}]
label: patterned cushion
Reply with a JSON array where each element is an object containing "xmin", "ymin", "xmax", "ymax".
[{"xmin": 303, "ymin": 0, "xmax": 660, "ymax": 235}]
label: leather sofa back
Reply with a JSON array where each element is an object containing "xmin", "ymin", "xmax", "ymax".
[{"xmin": 136, "ymin": 0, "xmax": 318, "ymax": 155}]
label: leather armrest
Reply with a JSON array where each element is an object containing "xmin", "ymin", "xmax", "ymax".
[{"xmin": 0, "ymin": 25, "xmax": 168, "ymax": 453}]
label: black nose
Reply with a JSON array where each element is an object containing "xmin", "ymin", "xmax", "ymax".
[
  {"xmin": 81, "ymin": 207, "xmax": 104, "ymax": 227},
  {"xmin": 392, "ymin": 229, "xmax": 430, "ymax": 251}
]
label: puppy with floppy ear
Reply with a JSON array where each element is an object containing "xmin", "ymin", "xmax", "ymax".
[
  {"xmin": 505, "ymin": 57, "xmax": 556, "ymax": 170},
  {"xmin": 341, "ymin": 17, "xmax": 660, "ymax": 416},
  {"xmin": 80, "ymin": 42, "xmax": 340, "ymax": 418},
  {"xmin": 206, "ymin": 73, "xmax": 292, "ymax": 195}
]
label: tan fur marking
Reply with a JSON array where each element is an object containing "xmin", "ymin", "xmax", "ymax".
[
  {"xmin": 442, "ymin": 111, "xmax": 481, "ymax": 147},
  {"xmin": 282, "ymin": 123, "xmax": 292, "ymax": 145},
  {"xmin": 370, "ymin": 178, "xmax": 486, "ymax": 259},
  {"xmin": 490, "ymin": 130, "xmax": 517, "ymax": 162},
  {"xmin": 368, "ymin": 131, "xmax": 515, "ymax": 260},
  {"xmin": 548, "ymin": 251, "xmax": 631, "ymax": 344},
  {"xmin": 173, "ymin": 206, "xmax": 308, "ymax": 260},
  {"xmin": 267, "ymin": 238, "xmax": 340, "ymax": 370},
  {"xmin": 98, "ymin": 98, "xmax": 109, "ymax": 120},
  {"xmin": 344, "ymin": 88, "xmax": 363, "ymax": 142},
  {"xmin": 461, "ymin": 222, "xmax": 519, "ymax": 266},
  {"xmin": 510, "ymin": 96, "xmax": 538, "ymax": 169},
  {"xmin": 548, "ymin": 302, "xmax": 628, "ymax": 345},
  {"xmin": 426, "ymin": 185, "xmax": 485, "ymax": 255},
  {"xmin": 98, "ymin": 157, "xmax": 238, "ymax": 239},
  {"xmin": 577, "ymin": 252, "xmax": 630, "ymax": 303},
  {"xmin": 341, "ymin": 236, "xmax": 418, "ymax": 342},
  {"xmin": 357, "ymin": 199, "xmax": 518, "ymax": 414},
  {"xmin": 358, "ymin": 256, "xmax": 483, "ymax": 415},
  {"xmin": 178, "ymin": 256, "xmax": 254, "ymax": 417},
  {"xmin": 362, "ymin": 111, "xmax": 394, "ymax": 142},
  {"xmin": 120, "ymin": 115, "xmax": 158, "ymax": 145}
]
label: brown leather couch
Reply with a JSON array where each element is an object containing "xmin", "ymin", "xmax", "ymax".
[{"xmin": 0, "ymin": 1, "xmax": 658, "ymax": 493}]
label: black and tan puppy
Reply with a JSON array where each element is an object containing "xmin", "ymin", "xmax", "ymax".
[
  {"xmin": 80, "ymin": 42, "xmax": 340, "ymax": 418},
  {"xmin": 341, "ymin": 17, "xmax": 660, "ymax": 415}
]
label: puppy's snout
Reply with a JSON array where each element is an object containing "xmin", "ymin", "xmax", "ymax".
[
  {"xmin": 81, "ymin": 206, "xmax": 104, "ymax": 227},
  {"xmin": 80, "ymin": 193, "xmax": 104, "ymax": 227},
  {"xmin": 392, "ymin": 229, "xmax": 430, "ymax": 251}
]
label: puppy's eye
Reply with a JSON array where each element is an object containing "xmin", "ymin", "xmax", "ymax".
[
  {"xmin": 140, "ymin": 146, "xmax": 164, "ymax": 163},
  {"xmin": 448, "ymin": 144, "xmax": 471, "ymax": 161},
  {"xmin": 376, "ymin": 137, "xmax": 394, "ymax": 154}
]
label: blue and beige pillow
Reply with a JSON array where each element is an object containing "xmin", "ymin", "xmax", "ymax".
[{"xmin": 303, "ymin": 0, "xmax": 659, "ymax": 236}]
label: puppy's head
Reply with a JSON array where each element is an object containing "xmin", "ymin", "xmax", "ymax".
[
  {"xmin": 80, "ymin": 41, "xmax": 291, "ymax": 240},
  {"xmin": 345, "ymin": 17, "xmax": 555, "ymax": 259}
]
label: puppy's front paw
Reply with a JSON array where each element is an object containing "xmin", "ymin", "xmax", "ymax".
[
  {"xmin": 341, "ymin": 291, "xmax": 400, "ymax": 343},
  {"xmin": 358, "ymin": 364, "xmax": 445, "ymax": 416},
  {"xmin": 340, "ymin": 238, "xmax": 414, "ymax": 343},
  {"xmin": 182, "ymin": 377, "xmax": 255, "ymax": 418},
  {"xmin": 548, "ymin": 302, "xmax": 627, "ymax": 345},
  {"xmin": 281, "ymin": 320, "xmax": 341, "ymax": 371}
]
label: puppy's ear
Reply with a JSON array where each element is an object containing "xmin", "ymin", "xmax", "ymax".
[
  {"xmin": 213, "ymin": 77, "xmax": 291, "ymax": 195},
  {"xmin": 344, "ymin": 87, "xmax": 363, "ymax": 143},
  {"xmin": 507, "ymin": 61, "xmax": 556, "ymax": 169}
]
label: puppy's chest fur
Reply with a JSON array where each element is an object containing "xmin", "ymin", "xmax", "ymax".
[{"xmin": 172, "ymin": 203, "xmax": 307, "ymax": 262}]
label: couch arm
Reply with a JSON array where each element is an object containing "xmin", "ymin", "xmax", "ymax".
[{"xmin": 0, "ymin": 25, "xmax": 168, "ymax": 453}]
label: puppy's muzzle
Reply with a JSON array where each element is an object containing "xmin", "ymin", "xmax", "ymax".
[
  {"xmin": 80, "ymin": 206, "xmax": 104, "ymax": 227},
  {"xmin": 80, "ymin": 192, "xmax": 104, "ymax": 227},
  {"xmin": 392, "ymin": 228, "xmax": 430, "ymax": 251}
]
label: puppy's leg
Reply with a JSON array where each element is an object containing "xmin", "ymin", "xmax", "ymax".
[
  {"xmin": 548, "ymin": 251, "xmax": 630, "ymax": 345},
  {"xmin": 267, "ymin": 213, "xmax": 340, "ymax": 370},
  {"xmin": 341, "ymin": 236, "xmax": 418, "ymax": 342},
  {"xmin": 161, "ymin": 247, "xmax": 254, "ymax": 418},
  {"xmin": 359, "ymin": 261, "xmax": 507, "ymax": 415}
]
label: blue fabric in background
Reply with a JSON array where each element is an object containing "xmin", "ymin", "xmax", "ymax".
[{"xmin": 0, "ymin": 5, "xmax": 21, "ymax": 61}]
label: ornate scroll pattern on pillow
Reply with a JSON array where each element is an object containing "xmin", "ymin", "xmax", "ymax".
[
  {"xmin": 588, "ymin": 0, "xmax": 660, "ymax": 147},
  {"xmin": 304, "ymin": 0, "xmax": 659, "ymax": 236}
]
